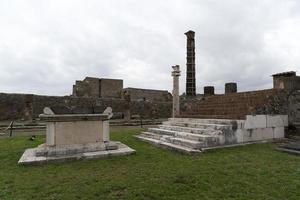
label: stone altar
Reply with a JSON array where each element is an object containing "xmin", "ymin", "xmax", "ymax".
[{"xmin": 18, "ymin": 107, "xmax": 135, "ymax": 165}]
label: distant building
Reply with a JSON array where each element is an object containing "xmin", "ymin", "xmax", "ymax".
[{"xmin": 72, "ymin": 77, "xmax": 172, "ymax": 101}]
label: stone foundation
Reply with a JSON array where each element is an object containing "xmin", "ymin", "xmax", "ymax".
[{"xmin": 135, "ymin": 115, "xmax": 288, "ymax": 154}]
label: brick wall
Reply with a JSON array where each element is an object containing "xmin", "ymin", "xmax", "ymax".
[{"xmin": 180, "ymin": 89, "xmax": 289, "ymax": 120}]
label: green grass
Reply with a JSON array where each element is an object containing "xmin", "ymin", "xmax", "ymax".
[{"xmin": 0, "ymin": 128, "xmax": 300, "ymax": 200}]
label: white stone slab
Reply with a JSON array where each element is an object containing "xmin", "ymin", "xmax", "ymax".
[
  {"xmin": 18, "ymin": 141, "xmax": 135, "ymax": 165},
  {"xmin": 266, "ymin": 115, "xmax": 288, "ymax": 128},
  {"xmin": 103, "ymin": 120, "xmax": 110, "ymax": 142},
  {"xmin": 46, "ymin": 122, "xmax": 55, "ymax": 146},
  {"xmin": 274, "ymin": 127, "xmax": 285, "ymax": 138},
  {"xmin": 244, "ymin": 115, "xmax": 267, "ymax": 129}
]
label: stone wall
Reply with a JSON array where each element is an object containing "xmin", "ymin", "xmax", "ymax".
[
  {"xmin": 0, "ymin": 93, "xmax": 172, "ymax": 120},
  {"xmin": 180, "ymin": 88, "xmax": 300, "ymax": 125},
  {"xmin": 100, "ymin": 79, "xmax": 123, "ymax": 98},
  {"xmin": 255, "ymin": 90, "xmax": 300, "ymax": 125},
  {"xmin": 84, "ymin": 77, "xmax": 100, "ymax": 97},
  {"xmin": 122, "ymin": 87, "xmax": 172, "ymax": 101}
]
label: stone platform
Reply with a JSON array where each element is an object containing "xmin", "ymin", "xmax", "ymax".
[
  {"xmin": 18, "ymin": 141, "xmax": 135, "ymax": 165},
  {"xmin": 135, "ymin": 115, "xmax": 287, "ymax": 154}
]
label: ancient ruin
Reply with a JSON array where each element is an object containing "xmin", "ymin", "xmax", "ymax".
[
  {"xmin": 133, "ymin": 31, "xmax": 300, "ymax": 154},
  {"xmin": 135, "ymin": 65, "xmax": 289, "ymax": 153},
  {"xmin": 18, "ymin": 107, "xmax": 135, "ymax": 164},
  {"xmin": 0, "ymin": 31, "xmax": 299, "ymax": 144}
]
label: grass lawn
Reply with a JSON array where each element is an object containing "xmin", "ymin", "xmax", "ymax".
[{"xmin": 0, "ymin": 128, "xmax": 300, "ymax": 200}]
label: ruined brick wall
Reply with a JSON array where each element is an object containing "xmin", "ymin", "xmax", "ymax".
[
  {"xmin": 180, "ymin": 88, "xmax": 300, "ymax": 124},
  {"xmin": 100, "ymin": 79, "xmax": 123, "ymax": 98},
  {"xmin": 180, "ymin": 89, "xmax": 286, "ymax": 119},
  {"xmin": 122, "ymin": 88, "xmax": 172, "ymax": 102},
  {"xmin": 255, "ymin": 90, "xmax": 300, "ymax": 125}
]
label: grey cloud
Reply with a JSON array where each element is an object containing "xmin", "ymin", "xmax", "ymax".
[{"xmin": 0, "ymin": 0, "xmax": 299, "ymax": 95}]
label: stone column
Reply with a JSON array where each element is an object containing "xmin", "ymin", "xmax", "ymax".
[
  {"xmin": 172, "ymin": 65, "xmax": 181, "ymax": 118},
  {"xmin": 185, "ymin": 30, "xmax": 196, "ymax": 96}
]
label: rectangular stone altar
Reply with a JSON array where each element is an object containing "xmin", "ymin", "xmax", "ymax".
[{"xmin": 18, "ymin": 108, "xmax": 135, "ymax": 165}]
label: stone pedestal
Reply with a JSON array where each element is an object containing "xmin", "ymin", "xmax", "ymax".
[{"xmin": 172, "ymin": 65, "xmax": 181, "ymax": 118}]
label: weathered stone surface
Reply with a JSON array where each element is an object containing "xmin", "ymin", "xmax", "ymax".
[
  {"xmin": 172, "ymin": 65, "xmax": 181, "ymax": 117},
  {"xmin": 244, "ymin": 115, "xmax": 267, "ymax": 129},
  {"xmin": 274, "ymin": 127, "xmax": 285, "ymax": 138},
  {"xmin": 18, "ymin": 141, "xmax": 135, "ymax": 165},
  {"xmin": 266, "ymin": 115, "xmax": 288, "ymax": 128}
]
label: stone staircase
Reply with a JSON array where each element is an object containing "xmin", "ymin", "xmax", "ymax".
[{"xmin": 135, "ymin": 118, "xmax": 244, "ymax": 154}]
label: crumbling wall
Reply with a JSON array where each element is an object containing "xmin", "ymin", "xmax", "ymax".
[
  {"xmin": 287, "ymin": 91, "xmax": 300, "ymax": 124},
  {"xmin": 0, "ymin": 93, "xmax": 172, "ymax": 120},
  {"xmin": 0, "ymin": 93, "xmax": 27, "ymax": 120},
  {"xmin": 100, "ymin": 79, "xmax": 123, "ymax": 98},
  {"xmin": 122, "ymin": 88, "xmax": 172, "ymax": 101}
]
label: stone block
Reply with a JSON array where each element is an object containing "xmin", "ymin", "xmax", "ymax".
[
  {"xmin": 243, "ymin": 128, "xmax": 274, "ymax": 142},
  {"xmin": 266, "ymin": 115, "xmax": 288, "ymax": 128},
  {"xmin": 261, "ymin": 128, "xmax": 274, "ymax": 140},
  {"xmin": 243, "ymin": 129, "xmax": 261, "ymax": 142},
  {"xmin": 235, "ymin": 129, "xmax": 244, "ymax": 143},
  {"xmin": 274, "ymin": 127, "xmax": 285, "ymax": 138},
  {"xmin": 46, "ymin": 122, "xmax": 55, "ymax": 146},
  {"xmin": 244, "ymin": 115, "xmax": 267, "ymax": 129}
]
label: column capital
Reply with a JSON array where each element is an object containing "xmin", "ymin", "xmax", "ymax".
[{"xmin": 172, "ymin": 65, "xmax": 181, "ymax": 77}]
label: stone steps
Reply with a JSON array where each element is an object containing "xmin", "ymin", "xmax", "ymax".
[
  {"xmin": 157, "ymin": 125, "xmax": 222, "ymax": 135},
  {"xmin": 168, "ymin": 118, "xmax": 243, "ymax": 125},
  {"xmin": 162, "ymin": 121, "xmax": 231, "ymax": 130},
  {"xmin": 142, "ymin": 131, "xmax": 207, "ymax": 148},
  {"xmin": 148, "ymin": 128, "xmax": 220, "ymax": 145},
  {"xmin": 134, "ymin": 134, "xmax": 202, "ymax": 154},
  {"xmin": 135, "ymin": 118, "xmax": 232, "ymax": 153},
  {"xmin": 136, "ymin": 116, "xmax": 286, "ymax": 154}
]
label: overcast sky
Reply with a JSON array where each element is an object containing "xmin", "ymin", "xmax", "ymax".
[{"xmin": 0, "ymin": 0, "xmax": 299, "ymax": 96}]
